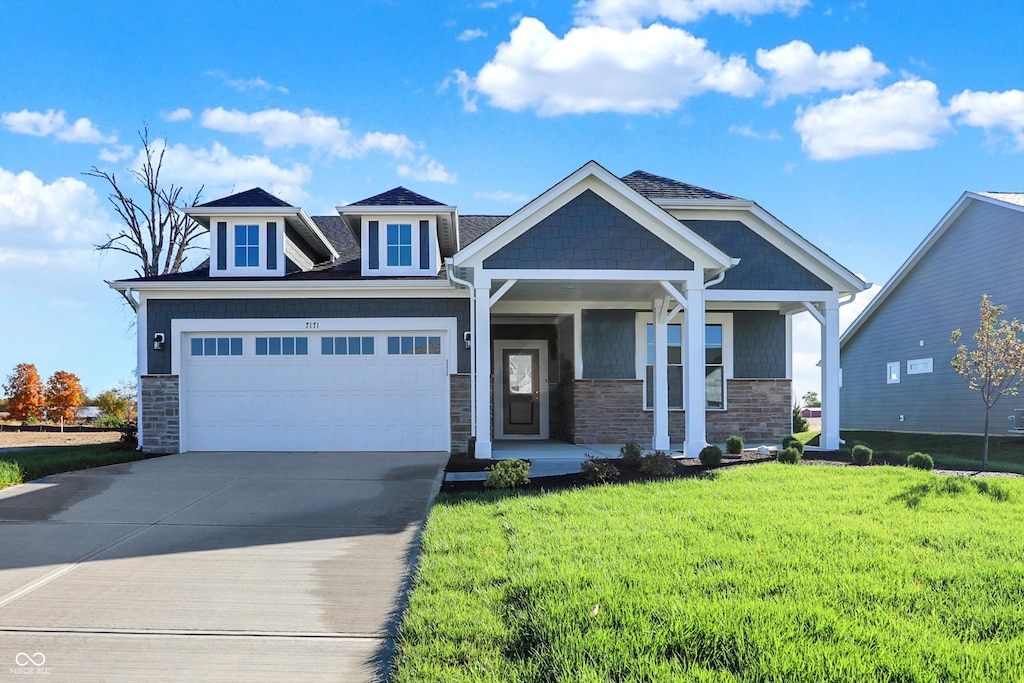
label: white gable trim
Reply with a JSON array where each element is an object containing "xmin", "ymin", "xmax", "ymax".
[
  {"xmin": 841, "ymin": 192, "xmax": 1022, "ymax": 346},
  {"xmin": 453, "ymin": 161, "xmax": 733, "ymax": 272},
  {"xmin": 185, "ymin": 206, "xmax": 338, "ymax": 262}
]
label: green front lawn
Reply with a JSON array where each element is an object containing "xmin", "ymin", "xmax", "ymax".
[
  {"xmin": 0, "ymin": 444, "xmax": 146, "ymax": 489},
  {"xmin": 393, "ymin": 466, "xmax": 1024, "ymax": 682},
  {"xmin": 841, "ymin": 430, "xmax": 1024, "ymax": 474}
]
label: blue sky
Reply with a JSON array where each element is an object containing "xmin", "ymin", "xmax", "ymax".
[{"xmin": 1, "ymin": 0, "xmax": 1021, "ymax": 403}]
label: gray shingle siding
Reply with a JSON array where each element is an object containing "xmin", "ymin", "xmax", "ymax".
[
  {"xmin": 147, "ymin": 297, "xmax": 471, "ymax": 374},
  {"xmin": 841, "ymin": 199, "xmax": 1024, "ymax": 434},
  {"xmin": 687, "ymin": 220, "xmax": 831, "ymax": 290},
  {"xmin": 581, "ymin": 310, "xmax": 636, "ymax": 379},
  {"xmin": 733, "ymin": 311, "xmax": 787, "ymax": 379},
  {"xmin": 483, "ymin": 190, "xmax": 695, "ymax": 270}
]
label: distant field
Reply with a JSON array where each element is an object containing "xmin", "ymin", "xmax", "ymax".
[{"xmin": 393, "ymin": 465, "xmax": 1024, "ymax": 682}]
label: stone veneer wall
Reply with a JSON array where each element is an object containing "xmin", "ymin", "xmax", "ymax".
[
  {"xmin": 141, "ymin": 375, "xmax": 180, "ymax": 453},
  {"xmin": 571, "ymin": 378, "xmax": 791, "ymax": 445},
  {"xmin": 450, "ymin": 374, "xmax": 472, "ymax": 455}
]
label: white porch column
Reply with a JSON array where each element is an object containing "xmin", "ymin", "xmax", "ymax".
[
  {"xmin": 652, "ymin": 298, "xmax": 670, "ymax": 451},
  {"xmin": 820, "ymin": 300, "xmax": 841, "ymax": 450},
  {"xmin": 683, "ymin": 285, "xmax": 707, "ymax": 458},
  {"xmin": 473, "ymin": 284, "xmax": 493, "ymax": 458}
]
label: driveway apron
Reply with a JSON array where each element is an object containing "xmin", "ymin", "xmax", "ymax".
[{"xmin": 0, "ymin": 451, "xmax": 446, "ymax": 682}]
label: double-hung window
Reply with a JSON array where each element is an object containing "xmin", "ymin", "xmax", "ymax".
[
  {"xmin": 641, "ymin": 318, "xmax": 729, "ymax": 410},
  {"xmin": 235, "ymin": 225, "xmax": 260, "ymax": 267},
  {"xmin": 386, "ymin": 224, "xmax": 412, "ymax": 267}
]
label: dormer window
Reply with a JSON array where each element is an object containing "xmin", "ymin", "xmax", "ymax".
[
  {"xmin": 387, "ymin": 224, "xmax": 413, "ymax": 267},
  {"xmin": 235, "ymin": 225, "xmax": 260, "ymax": 267}
]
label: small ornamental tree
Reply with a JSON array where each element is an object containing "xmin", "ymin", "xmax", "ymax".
[
  {"xmin": 45, "ymin": 371, "xmax": 84, "ymax": 423},
  {"xmin": 3, "ymin": 363, "xmax": 45, "ymax": 422},
  {"xmin": 951, "ymin": 295, "xmax": 1024, "ymax": 471}
]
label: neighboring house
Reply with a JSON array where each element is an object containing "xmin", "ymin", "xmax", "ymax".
[
  {"xmin": 76, "ymin": 406, "xmax": 102, "ymax": 421},
  {"xmin": 841, "ymin": 192, "xmax": 1024, "ymax": 435},
  {"xmin": 801, "ymin": 408, "xmax": 821, "ymax": 418},
  {"xmin": 112, "ymin": 161, "xmax": 866, "ymax": 457}
]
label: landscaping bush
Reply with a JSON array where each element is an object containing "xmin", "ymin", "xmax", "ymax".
[
  {"xmin": 619, "ymin": 441, "xmax": 644, "ymax": 467},
  {"xmin": 640, "ymin": 450, "xmax": 676, "ymax": 477},
  {"xmin": 119, "ymin": 422, "xmax": 138, "ymax": 449},
  {"xmin": 0, "ymin": 459, "xmax": 23, "ymax": 488},
  {"xmin": 777, "ymin": 446, "xmax": 802, "ymax": 464},
  {"xmin": 725, "ymin": 435, "xmax": 744, "ymax": 454},
  {"xmin": 842, "ymin": 439, "xmax": 871, "ymax": 453},
  {"xmin": 699, "ymin": 445, "xmax": 723, "ymax": 467},
  {"xmin": 907, "ymin": 452, "xmax": 934, "ymax": 471},
  {"xmin": 485, "ymin": 458, "xmax": 531, "ymax": 488},
  {"xmin": 781, "ymin": 435, "xmax": 800, "ymax": 449},
  {"xmin": 792, "ymin": 403, "xmax": 808, "ymax": 433},
  {"xmin": 851, "ymin": 444, "xmax": 873, "ymax": 466},
  {"xmin": 94, "ymin": 412, "xmax": 124, "ymax": 428},
  {"xmin": 581, "ymin": 454, "xmax": 620, "ymax": 483}
]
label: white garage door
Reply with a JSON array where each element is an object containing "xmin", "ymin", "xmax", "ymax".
[{"xmin": 182, "ymin": 331, "xmax": 450, "ymax": 452}]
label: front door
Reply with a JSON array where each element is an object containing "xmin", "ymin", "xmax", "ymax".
[{"xmin": 494, "ymin": 340, "xmax": 549, "ymax": 439}]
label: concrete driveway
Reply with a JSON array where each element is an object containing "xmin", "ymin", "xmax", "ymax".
[{"xmin": 0, "ymin": 451, "xmax": 447, "ymax": 682}]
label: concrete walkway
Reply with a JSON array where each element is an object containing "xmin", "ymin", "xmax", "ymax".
[{"xmin": 0, "ymin": 451, "xmax": 447, "ymax": 682}]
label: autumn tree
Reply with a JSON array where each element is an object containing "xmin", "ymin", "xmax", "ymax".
[
  {"xmin": 951, "ymin": 295, "xmax": 1024, "ymax": 471},
  {"xmin": 45, "ymin": 371, "xmax": 84, "ymax": 423},
  {"xmin": 3, "ymin": 363, "xmax": 45, "ymax": 422},
  {"xmin": 96, "ymin": 384, "xmax": 133, "ymax": 421},
  {"xmin": 86, "ymin": 126, "xmax": 205, "ymax": 310}
]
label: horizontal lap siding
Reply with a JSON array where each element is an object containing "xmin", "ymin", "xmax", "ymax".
[
  {"xmin": 841, "ymin": 201, "xmax": 1024, "ymax": 434},
  {"xmin": 146, "ymin": 298, "xmax": 471, "ymax": 374}
]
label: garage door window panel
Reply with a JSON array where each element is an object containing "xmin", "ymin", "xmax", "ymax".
[
  {"xmin": 191, "ymin": 337, "xmax": 243, "ymax": 356},
  {"xmin": 388, "ymin": 335, "xmax": 442, "ymax": 355},
  {"xmin": 322, "ymin": 336, "xmax": 375, "ymax": 355},
  {"xmin": 256, "ymin": 336, "xmax": 309, "ymax": 356}
]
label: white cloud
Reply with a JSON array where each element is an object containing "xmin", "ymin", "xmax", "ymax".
[
  {"xmin": 794, "ymin": 79, "xmax": 951, "ymax": 160},
  {"xmin": 199, "ymin": 107, "xmax": 418, "ymax": 159},
  {"xmin": 397, "ymin": 158, "xmax": 457, "ymax": 184},
  {"xmin": 442, "ymin": 70, "xmax": 479, "ymax": 112},
  {"xmin": 0, "ymin": 167, "xmax": 117, "ymax": 247},
  {"xmin": 574, "ymin": 0, "xmax": 809, "ymax": 29},
  {"xmin": 470, "ymin": 17, "xmax": 762, "ymax": 116},
  {"xmin": 98, "ymin": 144, "xmax": 135, "ymax": 163},
  {"xmin": 755, "ymin": 40, "xmax": 889, "ymax": 102},
  {"xmin": 146, "ymin": 141, "xmax": 312, "ymax": 204},
  {"xmin": 458, "ymin": 28, "xmax": 488, "ymax": 41},
  {"xmin": 162, "ymin": 107, "xmax": 193, "ymax": 122},
  {"xmin": 204, "ymin": 70, "xmax": 289, "ymax": 94},
  {"xmin": 728, "ymin": 124, "xmax": 781, "ymax": 140},
  {"xmin": 949, "ymin": 89, "xmax": 1024, "ymax": 147},
  {"xmin": 1, "ymin": 109, "xmax": 116, "ymax": 144},
  {"xmin": 475, "ymin": 190, "xmax": 531, "ymax": 202}
]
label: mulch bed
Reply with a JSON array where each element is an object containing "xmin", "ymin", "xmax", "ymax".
[{"xmin": 440, "ymin": 449, "xmax": 1019, "ymax": 494}]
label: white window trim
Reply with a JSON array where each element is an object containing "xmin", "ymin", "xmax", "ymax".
[
  {"xmin": 634, "ymin": 311, "xmax": 733, "ymax": 411},
  {"xmin": 907, "ymin": 357, "xmax": 933, "ymax": 375},
  {"xmin": 210, "ymin": 217, "xmax": 285, "ymax": 277},
  {"xmin": 887, "ymin": 361, "xmax": 900, "ymax": 384},
  {"xmin": 362, "ymin": 215, "xmax": 439, "ymax": 276}
]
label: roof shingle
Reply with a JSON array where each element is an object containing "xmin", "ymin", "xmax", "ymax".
[
  {"xmin": 621, "ymin": 170, "xmax": 741, "ymax": 201},
  {"xmin": 348, "ymin": 186, "xmax": 446, "ymax": 207},
  {"xmin": 198, "ymin": 187, "xmax": 293, "ymax": 208}
]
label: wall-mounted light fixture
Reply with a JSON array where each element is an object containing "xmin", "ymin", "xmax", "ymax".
[
  {"xmin": 153, "ymin": 333, "xmax": 165, "ymax": 350},
  {"xmin": 463, "ymin": 331, "xmax": 472, "ymax": 349}
]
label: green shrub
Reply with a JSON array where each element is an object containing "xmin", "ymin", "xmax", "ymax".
[
  {"xmin": 0, "ymin": 459, "xmax": 24, "ymax": 488},
  {"xmin": 94, "ymin": 412, "xmax": 124, "ymax": 428},
  {"xmin": 23, "ymin": 414, "xmax": 39, "ymax": 426},
  {"xmin": 781, "ymin": 435, "xmax": 800, "ymax": 449},
  {"xmin": 619, "ymin": 441, "xmax": 645, "ymax": 467},
  {"xmin": 699, "ymin": 445, "xmax": 723, "ymax": 467},
  {"xmin": 777, "ymin": 447, "xmax": 802, "ymax": 464},
  {"xmin": 725, "ymin": 435, "xmax": 744, "ymax": 454},
  {"xmin": 792, "ymin": 404, "xmax": 808, "ymax": 433},
  {"xmin": 640, "ymin": 450, "xmax": 676, "ymax": 477},
  {"xmin": 907, "ymin": 452, "xmax": 934, "ymax": 471},
  {"xmin": 851, "ymin": 444, "xmax": 873, "ymax": 466},
  {"xmin": 581, "ymin": 454, "xmax": 620, "ymax": 483},
  {"xmin": 485, "ymin": 458, "xmax": 530, "ymax": 488},
  {"xmin": 842, "ymin": 440, "xmax": 871, "ymax": 453}
]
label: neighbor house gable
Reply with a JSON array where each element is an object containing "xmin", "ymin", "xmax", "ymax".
[{"xmin": 454, "ymin": 161, "xmax": 734, "ymax": 275}]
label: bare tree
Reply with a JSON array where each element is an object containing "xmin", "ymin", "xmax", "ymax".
[{"xmin": 86, "ymin": 126, "xmax": 205, "ymax": 309}]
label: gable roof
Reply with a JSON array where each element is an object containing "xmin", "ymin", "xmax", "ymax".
[
  {"xmin": 349, "ymin": 186, "xmax": 446, "ymax": 206},
  {"xmin": 453, "ymin": 160, "xmax": 735, "ymax": 273},
  {"xmin": 621, "ymin": 170, "xmax": 742, "ymax": 202},
  {"xmin": 841, "ymin": 191, "xmax": 1024, "ymax": 346},
  {"xmin": 198, "ymin": 187, "xmax": 293, "ymax": 208}
]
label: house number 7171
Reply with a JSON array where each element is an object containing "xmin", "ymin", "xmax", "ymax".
[{"xmin": 305, "ymin": 322, "xmax": 319, "ymax": 329}]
